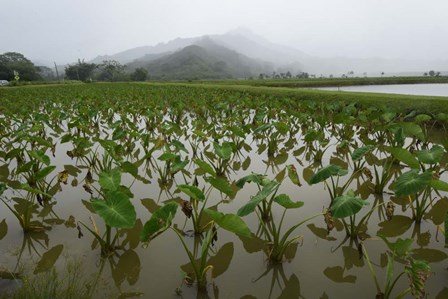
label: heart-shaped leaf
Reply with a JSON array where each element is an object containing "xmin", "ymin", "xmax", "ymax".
[
  {"xmin": 213, "ymin": 142, "xmax": 233, "ymax": 160},
  {"xmin": 387, "ymin": 147, "xmax": 419, "ymax": 169},
  {"xmin": 208, "ymin": 177, "xmax": 233, "ymax": 197},
  {"xmin": 141, "ymin": 202, "xmax": 178, "ymax": 242},
  {"xmin": 416, "ymin": 145, "xmax": 445, "ymax": 164},
  {"xmin": 331, "ymin": 191, "xmax": 367, "ymax": 218},
  {"xmin": 204, "ymin": 209, "xmax": 251, "ymax": 237},
  {"xmin": 98, "ymin": 168, "xmax": 121, "ymax": 191},
  {"xmin": 194, "ymin": 159, "xmax": 216, "ymax": 177},
  {"xmin": 309, "ymin": 165, "xmax": 347, "ymax": 185},
  {"xmin": 393, "ymin": 170, "xmax": 432, "ymax": 197},
  {"xmin": 351, "ymin": 145, "xmax": 375, "ymax": 161},
  {"xmin": 92, "ymin": 191, "xmax": 136, "ymax": 228},
  {"xmin": 273, "ymin": 194, "xmax": 304, "ymax": 209},
  {"xmin": 177, "ymin": 184, "xmax": 205, "ymax": 201},
  {"xmin": 237, "ymin": 180, "xmax": 278, "ymax": 216}
]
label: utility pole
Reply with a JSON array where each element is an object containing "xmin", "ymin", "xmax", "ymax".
[{"xmin": 54, "ymin": 62, "xmax": 60, "ymax": 82}]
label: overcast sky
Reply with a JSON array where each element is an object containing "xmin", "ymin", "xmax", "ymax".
[{"xmin": 1, "ymin": 0, "xmax": 447, "ymax": 64}]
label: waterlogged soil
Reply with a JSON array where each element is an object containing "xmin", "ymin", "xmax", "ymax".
[{"xmin": 0, "ymin": 84, "xmax": 447, "ymax": 299}]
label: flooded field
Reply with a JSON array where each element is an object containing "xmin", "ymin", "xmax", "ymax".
[
  {"xmin": 0, "ymin": 84, "xmax": 447, "ymax": 298},
  {"xmin": 317, "ymin": 83, "xmax": 448, "ymax": 97}
]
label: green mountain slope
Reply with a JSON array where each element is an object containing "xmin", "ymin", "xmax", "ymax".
[{"xmin": 137, "ymin": 38, "xmax": 273, "ymax": 80}]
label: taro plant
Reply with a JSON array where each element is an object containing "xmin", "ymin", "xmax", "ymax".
[
  {"xmin": 328, "ymin": 190, "xmax": 381, "ymax": 242},
  {"xmin": 78, "ymin": 168, "xmax": 136, "ymax": 257},
  {"xmin": 237, "ymin": 174, "xmax": 322, "ymax": 263},
  {"xmin": 150, "ymin": 143, "xmax": 189, "ymax": 187},
  {"xmin": 200, "ymin": 141, "xmax": 235, "ymax": 177},
  {"xmin": 309, "ymin": 164, "xmax": 349, "ymax": 204},
  {"xmin": 363, "ymin": 236, "xmax": 431, "ymax": 299},
  {"xmin": 309, "ymin": 143, "xmax": 375, "ymax": 204},
  {"xmin": 392, "ymin": 163, "xmax": 448, "ymax": 224},
  {"xmin": 140, "ymin": 202, "xmax": 251, "ymax": 291},
  {"xmin": 176, "ymin": 183, "xmax": 211, "ymax": 235}
]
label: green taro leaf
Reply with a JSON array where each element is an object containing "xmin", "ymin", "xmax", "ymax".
[
  {"xmin": 213, "ymin": 142, "xmax": 233, "ymax": 160},
  {"xmin": 171, "ymin": 157, "xmax": 188, "ymax": 173},
  {"xmin": 194, "ymin": 159, "xmax": 216, "ymax": 177},
  {"xmin": 237, "ymin": 180, "xmax": 278, "ymax": 216},
  {"xmin": 416, "ymin": 145, "xmax": 445, "ymax": 164},
  {"xmin": 415, "ymin": 114, "xmax": 432, "ymax": 123},
  {"xmin": 158, "ymin": 152, "xmax": 177, "ymax": 161},
  {"xmin": 331, "ymin": 191, "xmax": 368, "ymax": 218},
  {"xmin": 29, "ymin": 150, "xmax": 50, "ymax": 166},
  {"xmin": 141, "ymin": 202, "xmax": 178, "ymax": 242},
  {"xmin": 387, "ymin": 147, "xmax": 420, "ymax": 169},
  {"xmin": 351, "ymin": 145, "xmax": 375, "ymax": 161},
  {"xmin": 92, "ymin": 191, "xmax": 136, "ymax": 229},
  {"xmin": 236, "ymin": 173, "xmax": 263, "ymax": 188},
  {"xmin": 35, "ymin": 166, "xmax": 56, "ymax": 180},
  {"xmin": 309, "ymin": 164, "xmax": 347, "ymax": 185},
  {"xmin": 393, "ymin": 170, "xmax": 432, "ymax": 197},
  {"xmin": 400, "ymin": 122, "xmax": 425, "ymax": 141},
  {"xmin": 253, "ymin": 123, "xmax": 272, "ymax": 134},
  {"xmin": 379, "ymin": 235, "xmax": 413, "ymax": 257},
  {"xmin": 98, "ymin": 168, "xmax": 121, "ymax": 191},
  {"xmin": 204, "ymin": 209, "xmax": 251, "ymax": 237},
  {"xmin": 177, "ymin": 184, "xmax": 205, "ymax": 201},
  {"xmin": 273, "ymin": 194, "xmax": 304, "ymax": 209},
  {"xmin": 120, "ymin": 161, "xmax": 138, "ymax": 176},
  {"xmin": 208, "ymin": 177, "xmax": 233, "ymax": 197},
  {"xmin": 112, "ymin": 127, "xmax": 126, "ymax": 140},
  {"xmin": 170, "ymin": 140, "xmax": 188, "ymax": 153},
  {"xmin": 430, "ymin": 180, "xmax": 448, "ymax": 192}
]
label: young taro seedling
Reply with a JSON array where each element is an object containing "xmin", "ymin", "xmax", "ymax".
[
  {"xmin": 237, "ymin": 173, "xmax": 322, "ymax": 263},
  {"xmin": 140, "ymin": 202, "xmax": 251, "ymax": 291},
  {"xmin": 78, "ymin": 168, "xmax": 136, "ymax": 257}
]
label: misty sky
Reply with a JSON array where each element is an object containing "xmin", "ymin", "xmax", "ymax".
[{"xmin": 1, "ymin": 0, "xmax": 447, "ymax": 64}]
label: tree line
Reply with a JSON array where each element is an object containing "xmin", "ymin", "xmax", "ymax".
[{"xmin": 0, "ymin": 52, "xmax": 148, "ymax": 83}]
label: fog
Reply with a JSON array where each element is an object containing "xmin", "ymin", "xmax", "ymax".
[{"xmin": 1, "ymin": 0, "xmax": 447, "ymax": 69}]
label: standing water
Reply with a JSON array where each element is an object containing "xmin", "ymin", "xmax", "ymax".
[{"xmin": 317, "ymin": 83, "xmax": 448, "ymax": 97}]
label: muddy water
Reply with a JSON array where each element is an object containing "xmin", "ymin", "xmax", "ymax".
[{"xmin": 0, "ymin": 125, "xmax": 447, "ymax": 299}]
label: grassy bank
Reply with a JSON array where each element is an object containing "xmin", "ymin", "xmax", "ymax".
[
  {"xmin": 161, "ymin": 82, "xmax": 448, "ymax": 115},
  {"xmin": 195, "ymin": 76, "xmax": 448, "ymax": 88}
]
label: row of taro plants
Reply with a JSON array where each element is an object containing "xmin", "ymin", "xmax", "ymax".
[{"xmin": 0, "ymin": 83, "xmax": 447, "ymax": 298}]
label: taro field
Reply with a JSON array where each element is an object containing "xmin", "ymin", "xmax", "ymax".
[{"xmin": 0, "ymin": 83, "xmax": 448, "ymax": 299}]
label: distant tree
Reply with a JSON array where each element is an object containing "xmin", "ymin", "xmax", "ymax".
[
  {"xmin": 329, "ymin": 74, "xmax": 334, "ymax": 78},
  {"xmin": 285, "ymin": 71, "xmax": 292, "ymax": 79},
  {"xmin": 428, "ymin": 70, "xmax": 435, "ymax": 77},
  {"xmin": 436, "ymin": 71, "xmax": 441, "ymax": 77},
  {"xmin": 295, "ymin": 72, "xmax": 309, "ymax": 79},
  {"xmin": 65, "ymin": 59, "xmax": 97, "ymax": 81},
  {"xmin": 258, "ymin": 73, "xmax": 265, "ymax": 80},
  {"xmin": 130, "ymin": 67, "xmax": 148, "ymax": 81},
  {"xmin": 423, "ymin": 72, "xmax": 428, "ymax": 76},
  {"xmin": 36, "ymin": 66, "xmax": 56, "ymax": 80},
  {"xmin": 0, "ymin": 52, "xmax": 40, "ymax": 81},
  {"xmin": 381, "ymin": 72, "xmax": 385, "ymax": 77},
  {"xmin": 97, "ymin": 60, "xmax": 125, "ymax": 81}
]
